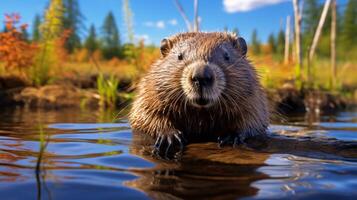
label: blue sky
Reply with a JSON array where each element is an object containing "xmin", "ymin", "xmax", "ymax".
[{"xmin": 0, "ymin": 0, "xmax": 346, "ymax": 45}]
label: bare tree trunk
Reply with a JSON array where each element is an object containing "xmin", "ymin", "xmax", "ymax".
[
  {"xmin": 292, "ymin": 0, "xmax": 302, "ymax": 81},
  {"xmin": 292, "ymin": 41, "xmax": 296, "ymax": 63},
  {"xmin": 173, "ymin": 0, "xmax": 192, "ymax": 31},
  {"xmin": 330, "ymin": 0, "xmax": 337, "ymax": 90},
  {"xmin": 123, "ymin": 0, "xmax": 134, "ymax": 43},
  {"xmin": 308, "ymin": 0, "xmax": 331, "ymax": 85},
  {"xmin": 308, "ymin": 0, "xmax": 331, "ymax": 61},
  {"xmin": 284, "ymin": 15, "xmax": 290, "ymax": 65},
  {"xmin": 193, "ymin": 0, "xmax": 199, "ymax": 32}
]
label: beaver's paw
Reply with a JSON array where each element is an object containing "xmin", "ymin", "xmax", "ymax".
[
  {"xmin": 152, "ymin": 130, "xmax": 186, "ymax": 159},
  {"xmin": 217, "ymin": 133, "xmax": 247, "ymax": 148}
]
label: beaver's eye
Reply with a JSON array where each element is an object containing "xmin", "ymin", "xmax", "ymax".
[
  {"xmin": 223, "ymin": 52, "xmax": 230, "ymax": 61},
  {"xmin": 178, "ymin": 53, "xmax": 183, "ymax": 60}
]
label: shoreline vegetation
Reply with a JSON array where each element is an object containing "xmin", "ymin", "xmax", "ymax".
[{"xmin": 0, "ymin": 0, "xmax": 356, "ymax": 115}]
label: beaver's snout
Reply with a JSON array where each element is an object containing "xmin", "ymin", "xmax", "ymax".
[
  {"xmin": 181, "ymin": 61, "xmax": 225, "ymax": 108},
  {"xmin": 191, "ymin": 65, "xmax": 214, "ymax": 89}
]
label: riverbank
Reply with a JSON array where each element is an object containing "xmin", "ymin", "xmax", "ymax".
[{"xmin": 0, "ymin": 74, "xmax": 355, "ymax": 115}]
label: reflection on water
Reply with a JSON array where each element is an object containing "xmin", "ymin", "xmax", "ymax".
[{"xmin": 0, "ymin": 107, "xmax": 356, "ymax": 199}]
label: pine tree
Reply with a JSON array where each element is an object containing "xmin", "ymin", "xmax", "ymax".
[
  {"xmin": 342, "ymin": 0, "xmax": 357, "ymax": 48},
  {"xmin": 84, "ymin": 24, "xmax": 99, "ymax": 54},
  {"xmin": 276, "ymin": 29, "xmax": 285, "ymax": 56},
  {"xmin": 251, "ymin": 29, "xmax": 261, "ymax": 55},
  {"xmin": 302, "ymin": 0, "xmax": 321, "ymax": 34},
  {"xmin": 268, "ymin": 33, "xmax": 276, "ymax": 53},
  {"xmin": 32, "ymin": 14, "xmax": 41, "ymax": 42},
  {"xmin": 302, "ymin": 0, "xmax": 322, "ymax": 52},
  {"xmin": 101, "ymin": 11, "xmax": 120, "ymax": 59},
  {"xmin": 63, "ymin": 0, "xmax": 84, "ymax": 53}
]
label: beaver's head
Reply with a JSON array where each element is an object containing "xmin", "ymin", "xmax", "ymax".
[{"xmin": 154, "ymin": 32, "xmax": 255, "ymax": 110}]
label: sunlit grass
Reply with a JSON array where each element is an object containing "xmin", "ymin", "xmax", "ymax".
[
  {"xmin": 61, "ymin": 60, "xmax": 141, "ymax": 80},
  {"xmin": 97, "ymin": 73, "xmax": 119, "ymax": 107},
  {"xmin": 253, "ymin": 54, "xmax": 357, "ymax": 92}
]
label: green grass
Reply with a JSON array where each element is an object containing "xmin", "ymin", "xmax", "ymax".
[{"xmin": 97, "ymin": 73, "xmax": 119, "ymax": 107}]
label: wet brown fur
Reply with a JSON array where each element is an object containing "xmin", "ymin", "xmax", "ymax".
[{"xmin": 129, "ymin": 32, "xmax": 269, "ymax": 142}]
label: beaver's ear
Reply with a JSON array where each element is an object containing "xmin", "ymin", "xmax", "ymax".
[
  {"xmin": 233, "ymin": 37, "xmax": 247, "ymax": 56},
  {"xmin": 160, "ymin": 38, "xmax": 173, "ymax": 57}
]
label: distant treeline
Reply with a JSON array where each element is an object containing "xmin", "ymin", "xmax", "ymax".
[
  {"xmin": 249, "ymin": 0, "xmax": 356, "ymax": 60},
  {"xmin": 2, "ymin": 0, "xmax": 357, "ymax": 64},
  {"xmin": 1, "ymin": 0, "xmax": 141, "ymax": 61}
]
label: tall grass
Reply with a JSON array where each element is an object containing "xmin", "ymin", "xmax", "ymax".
[
  {"xmin": 97, "ymin": 73, "xmax": 119, "ymax": 107},
  {"xmin": 28, "ymin": 63, "xmax": 51, "ymax": 86},
  {"xmin": 255, "ymin": 55, "xmax": 356, "ymax": 94}
]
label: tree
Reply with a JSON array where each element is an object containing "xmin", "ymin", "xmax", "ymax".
[
  {"xmin": 308, "ymin": 0, "xmax": 331, "ymax": 62},
  {"xmin": 101, "ymin": 11, "xmax": 120, "ymax": 59},
  {"xmin": 32, "ymin": 14, "xmax": 41, "ymax": 42},
  {"xmin": 35, "ymin": 0, "xmax": 66, "ymax": 86},
  {"xmin": 303, "ymin": 0, "xmax": 336, "ymax": 58},
  {"xmin": 0, "ymin": 14, "xmax": 37, "ymax": 71},
  {"xmin": 268, "ymin": 33, "xmax": 276, "ymax": 53},
  {"xmin": 276, "ymin": 29, "xmax": 285, "ymax": 56},
  {"xmin": 251, "ymin": 29, "xmax": 261, "ymax": 55},
  {"xmin": 63, "ymin": 0, "xmax": 84, "ymax": 53},
  {"xmin": 84, "ymin": 24, "xmax": 99, "ymax": 54},
  {"xmin": 342, "ymin": 0, "xmax": 357, "ymax": 48},
  {"xmin": 292, "ymin": 0, "xmax": 302, "ymax": 73},
  {"xmin": 302, "ymin": 0, "xmax": 321, "ymax": 37},
  {"xmin": 40, "ymin": 0, "xmax": 64, "ymax": 40}
]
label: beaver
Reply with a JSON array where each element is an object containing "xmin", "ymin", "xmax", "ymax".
[{"xmin": 129, "ymin": 32, "xmax": 269, "ymax": 156}]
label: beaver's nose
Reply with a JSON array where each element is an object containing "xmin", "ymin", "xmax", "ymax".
[{"xmin": 191, "ymin": 66, "xmax": 214, "ymax": 88}]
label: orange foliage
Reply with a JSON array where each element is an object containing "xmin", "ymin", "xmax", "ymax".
[
  {"xmin": 73, "ymin": 48, "xmax": 89, "ymax": 62},
  {"xmin": 261, "ymin": 44, "xmax": 273, "ymax": 55},
  {"xmin": 0, "ymin": 13, "xmax": 37, "ymax": 70},
  {"xmin": 55, "ymin": 29, "xmax": 72, "ymax": 61},
  {"xmin": 108, "ymin": 57, "xmax": 122, "ymax": 67},
  {"xmin": 92, "ymin": 50, "xmax": 103, "ymax": 62},
  {"xmin": 135, "ymin": 40, "xmax": 160, "ymax": 71}
]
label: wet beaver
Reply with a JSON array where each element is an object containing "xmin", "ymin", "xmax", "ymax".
[{"xmin": 129, "ymin": 32, "xmax": 269, "ymax": 156}]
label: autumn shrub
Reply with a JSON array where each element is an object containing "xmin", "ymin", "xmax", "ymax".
[
  {"xmin": 28, "ymin": 0, "xmax": 70, "ymax": 86},
  {"xmin": 72, "ymin": 48, "xmax": 89, "ymax": 62},
  {"xmin": 30, "ymin": 30, "xmax": 71, "ymax": 86},
  {"xmin": 122, "ymin": 41, "xmax": 160, "ymax": 72},
  {"xmin": 0, "ymin": 14, "xmax": 37, "ymax": 74}
]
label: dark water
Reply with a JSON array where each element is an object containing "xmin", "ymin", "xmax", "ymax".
[{"xmin": 0, "ymin": 108, "xmax": 356, "ymax": 200}]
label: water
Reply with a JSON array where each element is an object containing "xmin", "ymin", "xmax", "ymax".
[{"xmin": 0, "ymin": 108, "xmax": 356, "ymax": 200}]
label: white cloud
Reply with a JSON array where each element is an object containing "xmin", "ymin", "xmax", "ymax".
[
  {"xmin": 168, "ymin": 19, "xmax": 178, "ymax": 26},
  {"xmin": 144, "ymin": 20, "xmax": 166, "ymax": 29},
  {"xmin": 143, "ymin": 19, "xmax": 178, "ymax": 29},
  {"xmin": 143, "ymin": 21, "xmax": 154, "ymax": 27},
  {"xmin": 156, "ymin": 21, "xmax": 165, "ymax": 29},
  {"xmin": 223, "ymin": 0, "xmax": 289, "ymax": 13}
]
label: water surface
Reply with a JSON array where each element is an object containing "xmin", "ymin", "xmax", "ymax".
[{"xmin": 0, "ymin": 108, "xmax": 356, "ymax": 199}]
